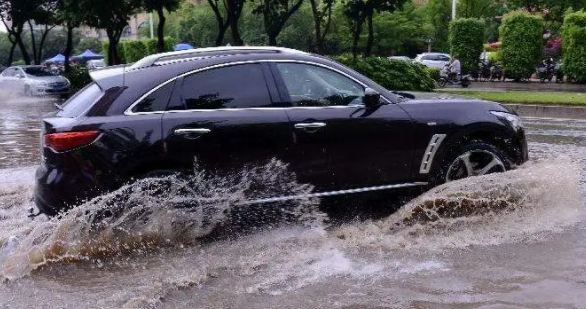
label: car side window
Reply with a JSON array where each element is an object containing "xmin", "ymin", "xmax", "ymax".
[
  {"xmin": 132, "ymin": 81, "xmax": 175, "ymax": 113},
  {"xmin": 275, "ymin": 63, "xmax": 365, "ymax": 107},
  {"xmin": 179, "ymin": 63, "xmax": 272, "ymax": 110}
]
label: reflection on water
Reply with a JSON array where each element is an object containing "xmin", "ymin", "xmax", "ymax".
[{"xmin": 0, "ymin": 94, "xmax": 57, "ymax": 169}]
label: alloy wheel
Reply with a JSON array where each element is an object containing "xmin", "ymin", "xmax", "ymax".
[{"xmin": 445, "ymin": 149, "xmax": 506, "ymax": 182}]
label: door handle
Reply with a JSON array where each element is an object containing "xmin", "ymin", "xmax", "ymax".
[
  {"xmin": 174, "ymin": 128, "xmax": 211, "ymax": 135},
  {"xmin": 294, "ymin": 122, "xmax": 327, "ymax": 129}
]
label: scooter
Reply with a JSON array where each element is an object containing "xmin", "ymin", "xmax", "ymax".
[
  {"xmin": 537, "ymin": 58, "xmax": 555, "ymax": 83},
  {"xmin": 438, "ymin": 64, "xmax": 471, "ymax": 88}
]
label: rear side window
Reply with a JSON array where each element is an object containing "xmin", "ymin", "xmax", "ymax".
[
  {"xmin": 132, "ymin": 81, "xmax": 175, "ymax": 113},
  {"xmin": 179, "ymin": 63, "xmax": 272, "ymax": 110},
  {"xmin": 57, "ymin": 83, "xmax": 103, "ymax": 117}
]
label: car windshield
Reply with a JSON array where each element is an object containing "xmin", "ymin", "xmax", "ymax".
[{"xmin": 24, "ymin": 67, "xmax": 56, "ymax": 77}]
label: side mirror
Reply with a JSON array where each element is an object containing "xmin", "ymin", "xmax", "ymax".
[{"xmin": 363, "ymin": 87, "xmax": 381, "ymax": 108}]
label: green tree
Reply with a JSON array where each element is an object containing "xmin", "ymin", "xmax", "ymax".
[
  {"xmin": 253, "ymin": 0, "xmax": 305, "ymax": 46},
  {"xmin": 373, "ymin": 2, "xmax": 432, "ymax": 56},
  {"xmin": 449, "ymin": 18, "xmax": 485, "ymax": 74},
  {"xmin": 499, "ymin": 11, "xmax": 544, "ymax": 80},
  {"xmin": 427, "ymin": 0, "xmax": 451, "ymax": 52},
  {"xmin": 457, "ymin": 0, "xmax": 498, "ymax": 19},
  {"xmin": 0, "ymin": 0, "xmax": 50, "ymax": 64},
  {"xmin": 78, "ymin": 0, "xmax": 142, "ymax": 65},
  {"xmin": 56, "ymin": 0, "xmax": 85, "ymax": 72},
  {"xmin": 141, "ymin": 0, "xmax": 183, "ymax": 52}
]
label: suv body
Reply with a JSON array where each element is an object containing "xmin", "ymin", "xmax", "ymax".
[
  {"xmin": 414, "ymin": 53, "xmax": 452, "ymax": 69},
  {"xmin": 34, "ymin": 47, "xmax": 528, "ymax": 216},
  {"xmin": 0, "ymin": 65, "xmax": 71, "ymax": 96}
]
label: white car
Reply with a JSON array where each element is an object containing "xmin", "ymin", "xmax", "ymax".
[
  {"xmin": 414, "ymin": 53, "xmax": 451, "ymax": 69},
  {"xmin": 87, "ymin": 59, "xmax": 106, "ymax": 70},
  {"xmin": 0, "ymin": 65, "xmax": 71, "ymax": 97}
]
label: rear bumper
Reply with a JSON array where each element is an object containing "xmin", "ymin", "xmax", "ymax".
[{"xmin": 34, "ymin": 163, "xmax": 100, "ymax": 215}]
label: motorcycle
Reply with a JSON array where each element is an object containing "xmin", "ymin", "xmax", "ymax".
[
  {"xmin": 554, "ymin": 61, "xmax": 564, "ymax": 83},
  {"xmin": 489, "ymin": 63, "xmax": 504, "ymax": 81},
  {"xmin": 537, "ymin": 58, "xmax": 555, "ymax": 83},
  {"xmin": 438, "ymin": 64, "xmax": 471, "ymax": 88},
  {"xmin": 474, "ymin": 60, "xmax": 492, "ymax": 81}
]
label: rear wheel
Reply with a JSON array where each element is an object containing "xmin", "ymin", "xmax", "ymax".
[{"xmin": 435, "ymin": 141, "xmax": 511, "ymax": 184}]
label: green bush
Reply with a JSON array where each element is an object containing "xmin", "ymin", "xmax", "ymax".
[
  {"xmin": 332, "ymin": 55, "xmax": 436, "ymax": 91},
  {"xmin": 562, "ymin": 11, "xmax": 586, "ymax": 83},
  {"xmin": 499, "ymin": 11, "xmax": 544, "ymax": 81},
  {"xmin": 123, "ymin": 40, "xmax": 149, "ymax": 63},
  {"xmin": 427, "ymin": 67, "xmax": 441, "ymax": 82},
  {"xmin": 144, "ymin": 38, "xmax": 158, "ymax": 55},
  {"xmin": 449, "ymin": 18, "xmax": 485, "ymax": 74},
  {"xmin": 64, "ymin": 66, "xmax": 92, "ymax": 93},
  {"xmin": 164, "ymin": 36, "xmax": 178, "ymax": 52}
]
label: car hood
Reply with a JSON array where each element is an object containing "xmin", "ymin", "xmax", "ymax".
[
  {"xmin": 396, "ymin": 91, "xmax": 515, "ymax": 114},
  {"xmin": 27, "ymin": 75, "xmax": 68, "ymax": 83}
]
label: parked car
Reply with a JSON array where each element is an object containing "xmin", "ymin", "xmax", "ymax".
[
  {"xmin": 388, "ymin": 56, "xmax": 411, "ymax": 61},
  {"xmin": 414, "ymin": 52, "xmax": 451, "ymax": 69},
  {"xmin": 34, "ymin": 47, "xmax": 528, "ymax": 216},
  {"xmin": 0, "ymin": 65, "xmax": 71, "ymax": 97},
  {"xmin": 87, "ymin": 59, "xmax": 106, "ymax": 71}
]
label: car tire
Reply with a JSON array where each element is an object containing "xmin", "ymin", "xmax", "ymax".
[{"xmin": 433, "ymin": 141, "xmax": 511, "ymax": 184}]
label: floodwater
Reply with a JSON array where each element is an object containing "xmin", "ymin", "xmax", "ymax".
[{"xmin": 0, "ymin": 96, "xmax": 585, "ymax": 309}]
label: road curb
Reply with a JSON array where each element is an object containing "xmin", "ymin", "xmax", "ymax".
[{"xmin": 504, "ymin": 104, "xmax": 586, "ymax": 119}]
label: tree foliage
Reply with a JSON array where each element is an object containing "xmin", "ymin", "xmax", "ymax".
[
  {"xmin": 562, "ymin": 10, "xmax": 586, "ymax": 82},
  {"xmin": 308, "ymin": 0, "xmax": 334, "ymax": 53},
  {"xmin": 427, "ymin": 0, "xmax": 451, "ymax": 52},
  {"xmin": 499, "ymin": 11, "xmax": 544, "ymax": 80},
  {"xmin": 253, "ymin": 0, "xmax": 305, "ymax": 46},
  {"xmin": 449, "ymin": 18, "xmax": 485, "ymax": 74}
]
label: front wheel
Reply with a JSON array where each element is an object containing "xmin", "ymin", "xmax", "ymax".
[
  {"xmin": 438, "ymin": 78, "xmax": 447, "ymax": 88},
  {"xmin": 434, "ymin": 142, "xmax": 511, "ymax": 184}
]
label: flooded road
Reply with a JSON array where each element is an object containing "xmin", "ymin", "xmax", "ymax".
[{"xmin": 0, "ymin": 96, "xmax": 585, "ymax": 309}]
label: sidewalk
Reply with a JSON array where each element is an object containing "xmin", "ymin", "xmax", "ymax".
[{"xmin": 443, "ymin": 80, "xmax": 586, "ymax": 92}]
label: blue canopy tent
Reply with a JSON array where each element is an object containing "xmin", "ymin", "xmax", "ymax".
[
  {"xmin": 71, "ymin": 49, "xmax": 104, "ymax": 61},
  {"xmin": 44, "ymin": 53, "xmax": 66, "ymax": 63},
  {"xmin": 174, "ymin": 43, "xmax": 195, "ymax": 51}
]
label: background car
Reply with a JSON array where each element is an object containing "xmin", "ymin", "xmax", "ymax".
[
  {"xmin": 34, "ymin": 47, "xmax": 528, "ymax": 216},
  {"xmin": 388, "ymin": 56, "xmax": 411, "ymax": 61},
  {"xmin": 0, "ymin": 65, "xmax": 71, "ymax": 97},
  {"xmin": 87, "ymin": 59, "xmax": 106, "ymax": 71},
  {"xmin": 414, "ymin": 52, "xmax": 451, "ymax": 69}
]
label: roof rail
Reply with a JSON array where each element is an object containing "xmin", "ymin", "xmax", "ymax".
[{"xmin": 129, "ymin": 46, "xmax": 306, "ymax": 69}]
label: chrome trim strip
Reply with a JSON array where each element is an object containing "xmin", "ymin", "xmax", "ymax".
[
  {"xmin": 124, "ymin": 59, "xmax": 392, "ymax": 116},
  {"xmin": 419, "ymin": 134, "xmax": 447, "ymax": 174},
  {"xmin": 241, "ymin": 182, "xmax": 428, "ymax": 205}
]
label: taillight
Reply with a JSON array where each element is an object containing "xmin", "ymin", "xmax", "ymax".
[{"xmin": 44, "ymin": 131, "xmax": 100, "ymax": 152}]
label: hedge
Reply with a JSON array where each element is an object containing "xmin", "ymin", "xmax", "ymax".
[
  {"xmin": 499, "ymin": 11, "xmax": 544, "ymax": 81},
  {"xmin": 562, "ymin": 11, "xmax": 586, "ymax": 83},
  {"xmin": 122, "ymin": 40, "xmax": 149, "ymax": 63},
  {"xmin": 332, "ymin": 55, "xmax": 436, "ymax": 91},
  {"xmin": 449, "ymin": 18, "xmax": 485, "ymax": 74},
  {"xmin": 63, "ymin": 67, "xmax": 92, "ymax": 93}
]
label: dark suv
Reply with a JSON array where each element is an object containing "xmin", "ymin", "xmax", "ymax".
[{"xmin": 34, "ymin": 47, "xmax": 528, "ymax": 216}]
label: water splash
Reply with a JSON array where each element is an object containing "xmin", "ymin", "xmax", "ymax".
[
  {"xmin": 335, "ymin": 159, "xmax": 584, "ymax": 251},
  {"xmin": 0, "ymin": 159, "xmax": 323, "ymax": 280}
]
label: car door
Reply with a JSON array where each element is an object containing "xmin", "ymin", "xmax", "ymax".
[
  {"xmin": 161, "ymin": 62, "xmax": 293, "ymax": 179},
  {"xmin": 270, "ymin": 62, "xmax": 415, "ymax": 192}
]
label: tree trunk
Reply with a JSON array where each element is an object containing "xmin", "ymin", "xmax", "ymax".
[
  {"xmin": 227, "ymin": 0, "xmax": 244, "ymax": 46},
  {"xmin": 16, "ymin": 36, "xmax": 31, "ymax": 65},
  {"xmin": 37, "ymin": 25, "xmax": 55, "ymax": 64},
  {"xmin": 364, "ymin": 11, "xmax": 374, "ymax": 57},
  {"xmin": 64, "ymin": 25, "xmax": 74, "ymax": 73},
  {"xmin": 309, "ymin": 0, "xmax": 323, "ymax": 53},
  {"xmin": 268, "ymin": 34, "xmax": 277, "ymax": 46},
  {"xmin": 6, "ymin": 40, "xmax": 17, "ymax": 66},
  {"xmin": 351, "ymin": 21, "xmax": 363, "ymax": 60},
  {"xmin": 28, "ymin": 21, "xmax": 38, "ymax": 64},
  {"xmin": 107, "ymin": 29, "xmax": 122, "ymax": 65},
  {"xmin": 208, "ymin": 0, "xmax": 230, "ymax": 46},
  {"xmin": 156, "ymin": 8, "xmax": 166, "ymax": 52}
]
